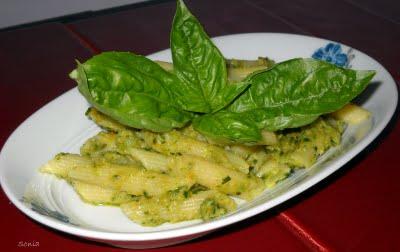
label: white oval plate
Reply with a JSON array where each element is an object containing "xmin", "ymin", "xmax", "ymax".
[{"xmin": 0, "ymin": 33, "xmax": 397, "ymax": 249}]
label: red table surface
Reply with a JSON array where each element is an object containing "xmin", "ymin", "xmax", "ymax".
[{"xmin": 1, "ymin": 0, "xmax": 399, "ymax": 251}]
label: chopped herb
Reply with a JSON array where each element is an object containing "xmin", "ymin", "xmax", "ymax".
[
  {"xmin": 189, "ymin": 184, "xmax": 208, "ymax": 194},
  {"xmin": 222, "ymin": 176, "xmax": 231, "ymax": 184},
  {"xmin": 130, "ymin": 195, "xmax": 140, "ymax": 201},
  {"xmin": 143, "ymin": 191, "xmax": 150, "ymax": 198},
  {"xmin": 200, "ymin": 198, "xmax": 227, "ymax": 220},
  {"xmin": 170, "ymin": 152, "xmax": 182, "ymax": 156},
  {"xmin": 157, "ymin": 135, "xmax": 166, "ymax": 144},
  {"xmin": 55, "ymin": 153, "xmax": 68, "ymax": 160},
  {"xmin": 169, "ymin": 186, "xmax": 186, "ymax": 196},
  {"xmin": 249, "ymin": 166, "xmax": 256, "ymax": 175}
]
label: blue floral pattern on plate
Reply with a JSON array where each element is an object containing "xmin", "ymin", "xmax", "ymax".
[{"xmin": 312, "ymin": 43, "xmax": 353, "ymax": 67}]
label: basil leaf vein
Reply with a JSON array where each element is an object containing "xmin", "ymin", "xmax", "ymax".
[
  {"xmin": 170, "ymin": 0, "xmax": 248, "ymax": 113},
  {"xmin": 72, "ymin": 52, "xmax": 192, "ymax": 132}
]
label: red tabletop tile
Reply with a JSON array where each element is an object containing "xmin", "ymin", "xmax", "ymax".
[
  {"xmin": 275, "ymin": 115, "xmax": 400, "ymax": 250},
  {"xmin": 0, "ymin": 23, "xmax": 93, "ymax": 146},
  {"xmin": 68, "ymin": 0, "xmax": 309, "ymax": 54},
  {"xmin": 67, "ymin": 2, "xmax": 175, "ymax": 55},
  {"xmin": 0, "ymin": 23, "xmax": 90, "ymax": 250}
]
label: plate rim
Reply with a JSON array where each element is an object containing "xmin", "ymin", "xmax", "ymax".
[{"xmin": 0, "ymin": 32, "xmax": 398, "ymax": 241}]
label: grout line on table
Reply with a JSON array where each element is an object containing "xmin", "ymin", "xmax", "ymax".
[
  {"xmin": 63, "ymin": 24, "xmax": 101, "ymax": 54},
  {"xmin": 343, "ymin": 0, "xmax": 399, "ymax": 25},
  {"xmin": 244, "ymin": 1, "xmax": 339, "ymax": 249},
  {"xmin": 1, "ymin": 0, "xmax": 175, "ymax": 32},
  {"xmin": 278, "ymin": 212, "xmax": 333, "ymax": 251},
  {"xmin": 243, "ymin": 0, "xmax": 312, "ymax": 36}
]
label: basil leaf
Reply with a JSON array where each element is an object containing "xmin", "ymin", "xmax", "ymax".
[
  {"xmin": 72, "ymin": 52, "xmax": 192, "ymax": 132},
  {"xmin": 261, "ymin": 114, "xmax": 320, "ymax": 131},
  {"xmin": 193, "ymin": 111, "xmax": 262, "ymax": 144},
  {"xmin": 170, "ymin": 0, "xmax": 248, "ymax": 113},
  {"xmin": 193, "ymin": 111, "xmax": 319, "ymax": 143},
  {"xmin": 194, "ymin": 58, "xmax": 375, "ymax": 143},
  {"xmin": 230, "ymin": 58, "xmax": 375, "ymax": 115}
]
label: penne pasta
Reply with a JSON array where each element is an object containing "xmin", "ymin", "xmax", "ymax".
[
  {"xmin": 155, "ymin": 57, "xmax": 275, "ymax": 82},
  {"xmin": 138, "ymin": 129, "xmax": 251, "ymax": 173},
  {"xmin": 331, "ymin": 103, "xmax": 371, "ymax": 125},
  {"xmin": 169, "ymin": 155, "xmax": 264, "ymax": 200},
  {"xmin": 71, "ymin": 180, "xmax": 135, "ymax": 205},
  {"xmin": 121, "ymin": 188, "xmax": 236, "ymax": 226},
  {"xmin": 127, "ymin": 148, "xmax": 169, "ymax": 172},
  {"xmin": 38, "ymin": 106, "xmax": 346, "ymax": 226},
  {"xmin": 86, "ymin": 107, "xmax": 128, "ymax": 132},
  {"xmin": 255, "ymin": 159, "xmax": 291, "ymax": 188},
  {"xmin": 80, "ymin": 131, "xmax": 118, "ymax": 157},
  {"xmin": 41, "ymin": 153, "xmax": 195, "ymax": 197}
]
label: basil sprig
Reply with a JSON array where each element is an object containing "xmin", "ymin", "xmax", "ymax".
[
  {"xmin": 193, "ymin": 58, "xmax": 375, "ymax": 143},
  {"xmin": 71, "ymin": 1, "xmax": 375, "ymax": 143}
]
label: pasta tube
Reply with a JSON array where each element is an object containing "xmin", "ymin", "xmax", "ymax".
[
  {"xmin": 169, "ymin": 155, "xmax": 264, "ymax": 200},
  {"xmin": 71, "ymin": 180, "xmax": 135, "ymax": 205},
  {"xmin": 331, "ymin": 103, "xmax": 371, "ymax": 125},
  {"xmin": 140, "ymin": 130, "xmax": 251, "ymax": 173},
  {"xmin": 86, "ymin": 107, "xmax": 128, "ymax": 132},
  {"xmin": 40, "ymin": 153, "xmax": 195, "ymax": 197},
  {"xmin": 121, "ymin": 188, "xmax": 236, "ymax": 226},
  {"xmin": 155, "ymin": 57, "xmax": 275, "ymax": 82}
]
